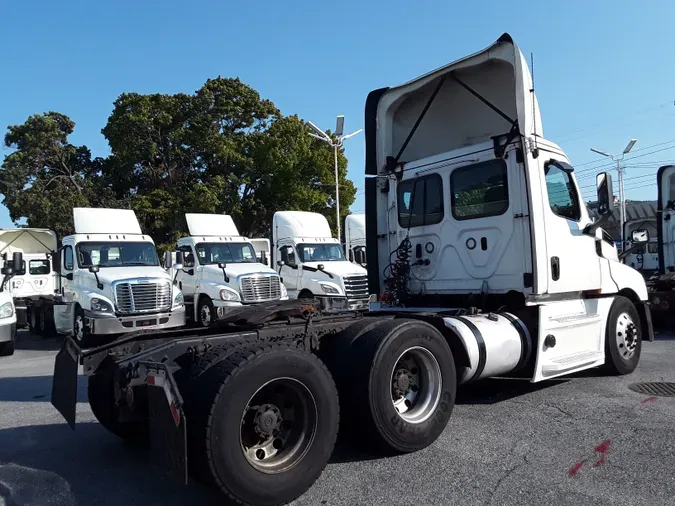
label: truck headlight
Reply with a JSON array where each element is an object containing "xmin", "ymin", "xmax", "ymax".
[
  {"xmin": 320, "ymin": 283, "xmax": 340, "ymax": 294},
  {"xmin": 174, "ymin": 292, "xmax": 184, "ymax": 306},
  {"xmin": 0, "ymin": 302, "xmax": 13, "ymax": 318},
  {"xmin": 220, "ymin": 288, "xmax": 240, "ymax": 301},
  {"xmin": 91, "ymin": 298, "xmax": 113, "ymax": 313}
]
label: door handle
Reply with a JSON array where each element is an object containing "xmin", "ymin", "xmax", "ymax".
[{"xmin": 551, "ymin": 256, "xmax": 560, "ymax": 281}]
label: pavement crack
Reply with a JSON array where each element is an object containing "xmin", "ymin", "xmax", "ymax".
[
  {"xmin": 485, "ymin": 450, "xmax": 531, "ymax": 505},
  {"xmin": 543, "ymin": 402, "xmax": 574, "ymax": 418}
]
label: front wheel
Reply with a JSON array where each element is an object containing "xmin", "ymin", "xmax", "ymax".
[
  {"xmin": 196, "ymin": 297, "xmax": 215, "ymax": 327},
  {"xmin": 74, "ymin": 306, "xmax": 96, "ymax": 348},
  {"xmin": 0, "ymin": 326, "xmax": 15, "ymax": 356},
  {"xmin": 604, "ymin": 296, "xmax": 642, "ymax": 375}
]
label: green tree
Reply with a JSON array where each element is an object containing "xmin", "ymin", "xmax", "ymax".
[
  {"xmin": 0, "ymin": 112, "xmax": 115, "ymax": 239},
  {"xmin": 101, "ymin": 78, "xmax": 355, "ymax": 243}
]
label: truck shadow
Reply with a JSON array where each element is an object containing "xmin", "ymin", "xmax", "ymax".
[
  {"xmin": 456, "ymin": 377, "xmax": 569, "ymax": 405},
  {"xmin": 0, "ymin": 422, "xmax": 223, "ymax": 506},
  {"xmin": 0, "ymin": 375, "xmax": 87, "ymax": 403},
  {"xmin": 13, "ymin": 330, "xmax": 63, "ymax": 352}
]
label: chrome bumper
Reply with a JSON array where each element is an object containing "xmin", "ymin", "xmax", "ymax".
[
  {"xmin": 85, "ymin": 306, "xmax": 186, "ymax": 335},
  {"xmin": 348, "ymin": 299, "xmax": 369, "ymax": 311}
]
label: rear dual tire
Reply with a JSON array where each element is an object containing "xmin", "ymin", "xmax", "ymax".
[
  {"xmin": 181, "ymin": 341, "xmax": 339, "ymax": 506},
  {"xmin": 323, "ymin": 318, "xmax": 457, "ymax": 454}
]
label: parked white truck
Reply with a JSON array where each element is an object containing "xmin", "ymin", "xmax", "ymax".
[
  {"xmin": 344, "ymin": 213, "xmax": 366, "ymax": 266},
  {"xmin": 172, "ymin": 213, "xmax": 287, "ymax": 327},
  {"xmin": 51, "ymin": 34, "xmax": 654, "ymax": 506},
  {"xmin": 0, "ymin": 228, "xmax": 58, "ymax": 333},
  {"xmin": 33, "ymin": 208, "xmax": 186, "ymax": 346},
  {"xmin": 0, "ymin": 253, "xmax": 22, "ymax": 356},
  {"xmin": 272, "ymin": 210, "xmax": 369, "ymax": 310},
  {"xmin": 623, "ymin": 218, "xmax": 659, "ymax": 274}
]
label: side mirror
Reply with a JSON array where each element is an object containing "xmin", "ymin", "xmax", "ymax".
[
  {"xmin": 51, "ymin": 250, "xmax": 61, "ymax": 273},
  {"xmin": 280, "ymin": 248, "xmax": 290, "ymax": 265},
  {"xmin": 175, "ymin": 251, "xmax": 184, "ymax": 265},
  {"xmin": 277, "ymin": 260, "xmax": 285, "ymax": 267},
  {"xmin": 163, "ymin": 251, "xmax": 172, "ymax": 269},
  {"xmin": 88, "ymin": 265, "xmax": 100, "ymax": 273},
  {"xmin": 317, "ymin": 263, "xmax": 325, "ymax": 271},
  {"xmin": 355, "ymin": 249, "xmax": 366, "ymax": 265},
  {"xmin": 631, "ymin": 229, "xmax": 649, "ymax": 244},
  {"xmin": 349, "ymin": 250, "xmax": 354, "ymax": 262},
  {"xmin": 260, "ymin": 251, "xmax": 268, "ymax": 265},
  {"xmin": 218, "ymin": 262, "xmax": 227, "ymax": 270},
  {"xmin": 596, "ymin": 172, "xmax": 614, "ymax": 216},
  {"xmin": 11, "ymin": 252, "xmax": 23, "ymax": 273},
  {"xmin": 1, "ymin": 265, "xmax": 13, "ymax": 276}
]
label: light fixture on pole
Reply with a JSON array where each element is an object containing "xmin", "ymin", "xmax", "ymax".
[
  {"xmin": 590, "ymin": 138, "xmax": 638, "ymax": 247},
  {"xmin": 306, "ymin": 115, "xmax": 362, "ymax": 243}
]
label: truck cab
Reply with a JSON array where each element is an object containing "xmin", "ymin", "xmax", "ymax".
[
  {"xmin": 273, "ymin": 211, "xmax": 369, "ymax": 311},
  {"xmin": 365, "ymin": 33, "xmax": 652, "ymax": 382},
  {"xmin": 344, "ymin": 213, "xmax": 367, "ymax": 267},
  {"xmin": 0, "ymin": 228, "xmax": 58, "ymax": 330},
  {"xmin": 0, "ymin": 253, "xmax": 22, "ymax": 356},
  {"xmin": 647, "ymin": 165, "xmax": 675, "ymax": 316},
  {"xmin": 173, "ymin": 213, "xmax": 288, "ymax": 327},
  {"xmin": 623, "ymin": 218, "xmax": 658, "ymax": 275},
  {"xmin": 51, "ymin": 208, "xmax": 185, "ymax": 346}
]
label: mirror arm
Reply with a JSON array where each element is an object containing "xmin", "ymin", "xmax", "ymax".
[
  {"xmin": 583, "ymin": 213, "xmax": 611, "ymax": 236},
  {"xmin": 619, "ymin": 243, "xmax": 646, "ymax": 261}
]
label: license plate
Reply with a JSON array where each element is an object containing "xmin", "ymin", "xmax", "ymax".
[{"xmin": 137, "ymin": 319, "xmax": 156, "ymax": 327}]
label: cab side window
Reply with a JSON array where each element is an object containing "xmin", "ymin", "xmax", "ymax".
[
  {"xmin": 63, "ymin": 246, "xmax": 74, "ymax": 271},
  {"xmin": 544, "ymin": 161, "xmax": 581, "ymax": 221},
  {"xmin": 179, "ymin": 246, "xmax": 195, "ymax": 268},
  {"xmin": 280, "ymin": 246, "xmax": 296, "ymax": 266},
  {"xmin": 397, "ymin": 173, "xmax": 444, "ymax": 227}
]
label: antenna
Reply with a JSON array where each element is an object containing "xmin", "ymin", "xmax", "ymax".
[{"xmin": 530, "ymin": 52, "xmax": 539, "ymax": 156}]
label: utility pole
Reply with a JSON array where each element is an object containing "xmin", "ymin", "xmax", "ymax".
[
  {"xmin": 590, "ymin": 139, "xmax": 637, "ymax": 247},
  {"xmin": 306, "ymin": 116, "xmax": 362, "ymax": 243}
]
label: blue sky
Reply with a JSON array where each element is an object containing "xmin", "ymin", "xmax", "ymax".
[{"xmin": 1, "ymin": 0, "xmax": 674, "ymax": 227}]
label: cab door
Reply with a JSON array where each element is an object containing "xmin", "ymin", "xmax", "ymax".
[
  {"xmin": 278, "ymin": 244, "xmax": 300, "ymax": 297},
  {"xmin": 540, "ymin": 159, "xmax": 601, "ymax": 293},
  {"xmin": 175, "ymin": 245, "xmax": 197, "ymax": 309},
  {"xmin": 53, "ymin": 244, "xmax": 75, "ymax": 335}
]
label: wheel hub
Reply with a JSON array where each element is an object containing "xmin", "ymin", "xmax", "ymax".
[
  {"xmin": 253, "ymin": 404, "xmax": 282, "ymax": 438},
  {"xmin": 393, "ymin": 369, "xmax": 412, "ymax": 398},
  {"xmin": 625, "ymin": 322, "xmax": 638, "ymax": 351}
]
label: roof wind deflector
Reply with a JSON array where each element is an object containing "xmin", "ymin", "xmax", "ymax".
[{"xmin": 385, "ymin": 76, "xmax": 446, "ymax": 178}]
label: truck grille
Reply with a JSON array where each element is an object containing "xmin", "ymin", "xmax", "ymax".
[
  {"xmin": 239, "ymin": 275, "xmax": 282, "ymax": 303},
  {"xmin": 344, "ymin": 275, "xmax": 369, "ymax": 301},
  {"xmin": 115, "ymin": 280, "xmax": 171, "ymax": 314}
]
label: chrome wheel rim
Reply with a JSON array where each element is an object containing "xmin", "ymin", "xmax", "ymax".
[
  {"xmin": 199, "ymin": 304, "xmax": 211, "ymax": 327},
  {"xmin": 240, "ymin": 378, "xmax": 317, "ymax": 474},
  {"xmin": 74, "ymin": 315, "xmax": 84, "ymax": 341},
  {"xmin": 390, "ymin": 346, "xmax": 442, "ymax": 424},
  {"xmin": 616, "ymin": 312, "xmax": 639, "ymax": 359}
]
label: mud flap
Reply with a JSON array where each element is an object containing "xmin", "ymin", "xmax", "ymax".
[
  {"xmin": 145, "ymin": 365, "xmax": 188, "ymax": 485},
  {"xmin": 642, "ymin": 302, "xmax": 655, "ymax": 342},
  {"xmin": 51, "ymin": 340, "xmax": 80, "ymax": 429}
]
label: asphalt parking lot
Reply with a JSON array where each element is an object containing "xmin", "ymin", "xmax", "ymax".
[{"xmin": 1, "ymin": 330, "xmax": 674, "ymax": 506}]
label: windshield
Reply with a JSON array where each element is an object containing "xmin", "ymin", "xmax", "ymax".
[
  {"xmin": 77, "ymin": 242, "xmax": 159, "ymax": 267},
  {"xmin": 297, "ymin": 243, "xmax": 345, "ymax": 262},
  {"xmin": 196, "ymin": 242, "xmax": 258, "ymax": 265}
]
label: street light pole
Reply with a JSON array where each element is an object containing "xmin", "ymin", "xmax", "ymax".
[
  {"xmin": 590, "ymin": 139, "xmax": 637, "ymax": 247},
  {"xmin": 307, "ymin": 116, "xmax": 363, "ymax": 244}
]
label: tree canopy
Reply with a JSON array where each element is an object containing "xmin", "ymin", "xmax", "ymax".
[{"xmin": 0, "ymin": 77, "xmax": 356, "ymax": 250}]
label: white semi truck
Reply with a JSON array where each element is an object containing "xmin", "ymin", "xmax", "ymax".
[
  {"xmin": 344, "ymin": 213, "xmax": 366, "ymax": 266},
  {"xmin": 172, "ymin": 213, "xmax": 287, "ymax": 327},
  {"xmin": 31, "ymin": 208, "xmax": 186, "ymax": 347},
  {"xmin": 51, "ymin": 34, "xmax": 653, "ymax": 506},
  {"xmin": 0, "ymin": 228, "xmax": 58, "ymax": 333},
  {"xmin": 0, "ymin": 253, "xmax": 22, "ymax": 356},
  {"xmin": 272, "ymin": 210, "xmax": 369, "ymax": 310},
  {"xmin": 623, "ymin": 218, "xmax": 658, "ymax": 274}
]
